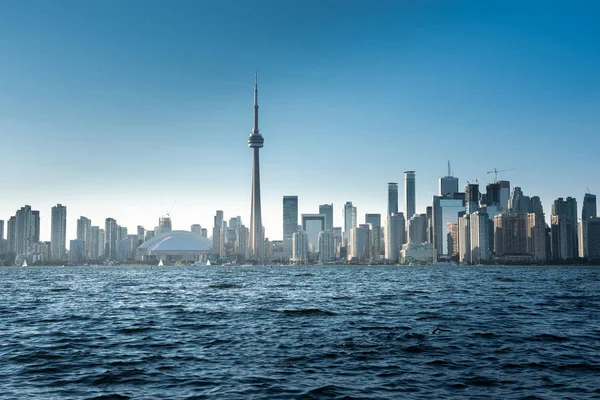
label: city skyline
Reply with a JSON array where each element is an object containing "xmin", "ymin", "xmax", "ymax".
[{"xmin": 1, "ymin": 1, "xmax": 599, "ymax": 243}]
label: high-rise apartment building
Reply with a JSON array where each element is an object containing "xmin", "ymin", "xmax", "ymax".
[
  {"xmin": 385, "ymin": 212, "xmax": 405, "ymax": 262},
  {"xmin": 365, "ymin": 213, "xmax": 381, "ymax": 257},
  {"xmin": 350, "ymin": 224, "xmax": 370, "ymax": 262},
  {"xmin": 137, "ymin": 226, "xmax": 145, "ymax": 245},
  {"xmin": 105, "ymin": 218, "xmax": 118, "ymax": 260},
  {"xmin": 292, "ymin": 230, "xmax": 308, "ymax": 262},
  {"xmin": 191, "ymin": 224, "xmax": 202, "ymax": 235},
  {"xmin": 343, "ymin": 202, "xmax": 357, "ymax": 245},
  {"xmin": 51, "ymin": 204, "xmax": 67, "ymax": 261},
  {"xmin": 586, "ymin": 218, "xmax": 600, "ymax": 260},
  {"xmin": 499, "ymin": 181, "xmax": 511, "ymax": 211},
  {"xmin": 319, "ymin": 204, "xmax": 333, "ymax": 232},
  {"xmin": 408, "ymin": 214, "xmax": 427, "ymax": 244},
  {"xmin": 458, "ymin": 213, "xmax": 470, "ymax": 264},
  {"xmin": 77, "ymin": 216, "xmax": 92, "ymax": 260},
  {"xmin": 551, "ymin": 197, "xmax": 578, "ymax": 259},
  {"xmin": 283, "ymin": 196, "xmax": 299, "ymax": 257},
  {"xmin": 388, "ymin": 182, "xmax": 398, "ymax": 216},
  {"xmin": 470, "ymin": 210, "xmax": 490, "ymax": 263},
  {"xmin": 465, "ymin": 184, "xmax": 479, "ymax": 214},
  {"xmin": 318, "ymin": 231, "xmax": 335, "ymax": 262},
  {"xmin": 404, "ymin": 171, "xmax": 416, "ymax": 220},
  {"xmin": 582, "ymin": 193, "xmax": 597, "ymax": 220}
]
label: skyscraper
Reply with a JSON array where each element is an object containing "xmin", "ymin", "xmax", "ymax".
[
  {"xmin": 404, "ymin": 171, "xmax": 416, "ymax": 219},
  {"xmin": 283, "ymin": 196, "xmax": 299, "ymax": 257},
  {"xmin": 365, "ymin": 213, "xmax": 382, "ymax": 257},
  {"xmin": 387, "ymin": 183, "xmax": 398, "ymax": 216},
  {"xmin": 552, "ymin": 197, "xmax": 578, "ymax": 259},
  {"xmin": 77, "ymin": 216, "xmax": 92, "ymax": 260},
  {"xmin": 439, "ymin": 162, "xmax": 459, "ymax": 198},
  {"xmin": 51, "ymin": 204, "xmax": 67, "ymax": 261},
  {"xmin": 105, "ymin": 218, "xmax": 118, "ymax": 260},
  {"xmin": 582, "ymin": 193, "xmax": 597, "ymax": 220},
  {"xmin": 385, "ymin": 212, "xmax": 405, "ymax": 262},
  {"xmin": 318, "ymin": 204, "xmax": 334, "ymax": 233},
  {"xmin": 465, "ymin": 183, "xmax": 480, "ymax": 214},
  {"xmin": 343, "ymin": 201, "xmax": 356, "ymax": 245},
  {"xmin": 158, "ymin": 216, "xmax": 172, "ymax": 234},
  {"xmin": 248, "ymin": 72, "xmax": 265, "ymax": 261}
]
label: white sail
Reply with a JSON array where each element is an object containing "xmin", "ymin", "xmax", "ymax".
[
  {"xmin": 158, "ymin": 259, "xmax": 163, "ymax": 266},
  {"xmin": 22, "ymin": 260, "xmax": 27, "ymax": 267},
  {"xmin": 206, "ymin": 259, "xmax": 211, "ymax": 266}
]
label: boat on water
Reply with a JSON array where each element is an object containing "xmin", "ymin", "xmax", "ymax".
[
  {"xmin": 158, "ymin": 259, "xmax": 164, "ymax": 267},
  {"xmin": 21, "ymin": 260, "xmax": 27, "ymax": 268}
]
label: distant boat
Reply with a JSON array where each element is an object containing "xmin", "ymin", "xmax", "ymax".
[
  {"xmin": 158, "ymin": 259, "xmax": 164, "ymax": 267},
  {"xmin": 206, "ymin": 259, "xmax": 211, "ymax": 266},
  {"xmin": 21, "ymin": 260, "xmax": 27, "ymax": 268}
]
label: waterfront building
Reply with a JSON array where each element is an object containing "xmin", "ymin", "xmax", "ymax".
[
  {"xmin": 343, "ymin": 202, "xmax": 357, "ymax": 245},
  {"xmin": 432, "ymin": 196, "xmax": 465, "ymax": 259},
  {"xmin": 301, "ymin": 214, "xmax": 326, "ymax": 255},
  {"xmin": 11, "ymin": 205, "xmax": 40, "ymax": 256},
  {"xmin": 470, "ymin": 210, "xmax": 490, "ymax": 263},
  {"xmin": 458, "ymin": 213, "xmax": 470, "ymax": 264},
  {"xmin": 333, "ymin": 227, "xmax": 343, "ymax": 257},
  {"xmin": 426, "ymin": 206, "xmax": 433, "ymax": 244},
  {"xmin": 465, "ymin": 184, "xmax": 480, "ymax": 214},
  {"xmin": 248, "ymin": 73, "xmax": 265, "ymax": 262},
  {"xmin": 77, "ymin": 216, "xmax": 92, "ymax": 260},
  {"xmin": 138, "ymin": 231, "xmax": 212, "ymax": 263},
  {"xmin": 527, "ymin": 212, "xmax": 547, "ymax": 262},
  {"xmin": 318, "ymin": 230, "xmax": 335, "ymax": 262},
  {"xmin": 587, "ymin": 217, "xmax": 600, "ymax": 260},
  {"xmin": 447, "ymin": 222, "xmax": 459, "ymax": 257},
  {"xmin": 551, "ymin": 197, "xmax": 578, "ymax": 259},
  {"xmin": 385, "ymin": 212, "xmax": 405, "ymax": 262},
  {"xmin": 158, "ymin": 216, "xmax": 172, "ymax": 235},
  {"xmin": 319, "ymin": 204, "xmax": 334, "ymax": 232},
  {"xmin": 365, "ymin": 213, "xmax": 381, "ymax": 257},
  {"xmin": 387, "ymin": 182, "xmax": 398, "ymax": 216},
  {"xmin": 582, "ymin": 193, "xmax": 597, "ymax": 220},
  {"xmin": 499, "ymin": 181, "xmax": 511, "ymax": 211},
  {"xmin": 212, "ymin": 210, "xmax": 223, "ymax": 261},
  {"xmin": 508, "ymin": 187, "xmax": 531, "ymax": 214},
  {"xmin": 292, "ymin": 230, "xmax": 308, "ymax": 262},
  {"xmin": 408, "ymin": 214, "xmax": 427, "ymax": 244},
  {"xmin": 144, "ymin": 229, "xmax": 154, "ymax": 242},
  {"xmin": 283, "ymin": 196, "xmax": 299, "ymax": 257},
  {"xmin": 69, "ymin": 240, "xmax": 84, "ymax": 264},
  {"xmin": 404, "ymin": 171, "xmax": 416, "ymax": 220},
  {"xmin": 137, "ymin": 226, "xmax": 145, "ymax": 245},
  {"xmin": 51, "ymin": 204, "xmax": 67, "ymax": 261},
  {"xmin": 238, "ymin": 225, "xmax": 249, "ymax": 260},
  {"xmin": 349, "ymin": 224, "xmax": 370, "ymax": 262},
  {"xmin": 105, "ymin": 218, "xmax": 118, "ymax": 260},
  {"xmin": 401, "ymin": 243, "xmax": 435, "ymax": 264},
  {"xmin": 494, "ymin": 214, "xmax": 528, "ymax": 258}
]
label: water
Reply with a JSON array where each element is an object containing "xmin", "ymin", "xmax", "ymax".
[{"xmin": 1, "ymin": 265, "xmax": 599, "ymax": 399}]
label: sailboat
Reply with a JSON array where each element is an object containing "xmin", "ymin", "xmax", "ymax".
[
  {"xmin": 206, "ymin": 259, "xmax": 211, "ymax": 266},
  {"xmin": 158, "ymin": 259, "xmax": 164, "ymax": 267},
  {"xmin": 21, "ymin": 259, "xmax": 27, "ymax": 268}
]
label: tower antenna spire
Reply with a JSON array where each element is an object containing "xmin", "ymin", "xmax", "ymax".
[
  {"xmin": 447, "ymin": 161, "xmax": 451, "ymax": 177},
  {"xmin": 253, "ymin": 70, "xmax": 259, "ymax": 134}
]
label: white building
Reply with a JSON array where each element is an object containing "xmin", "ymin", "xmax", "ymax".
[
  {"xmin": 292, "ymin": 230, "xmax": 308, "ymax": 262},
  {"xmin": 401, "ymin": 243, "xmax": 436, "ymax": 264},
  {"xmin": 318, "ymin": 231, "xmax": 335, "ymax": 262},
  {"xmin": 385, "ymin": 212, "xmax": 405, "ymax": 262}
]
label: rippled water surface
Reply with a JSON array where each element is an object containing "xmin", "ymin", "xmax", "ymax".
[{"xmin": 1, "ymin": 265, "xmax": 600, "ymax": 399}]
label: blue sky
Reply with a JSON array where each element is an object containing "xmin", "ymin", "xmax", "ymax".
[{"xmin": 0, "ymin": 0, "xmax": 598, "ymax": 242}]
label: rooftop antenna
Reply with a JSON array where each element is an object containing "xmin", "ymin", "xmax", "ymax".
[
  {"xmin": 587, "ymin": 187, "xmax": 592, "ymax": 194},
  {"xmin": 447, "ymin": 161, "xmax": 451, "ymax": 177}
]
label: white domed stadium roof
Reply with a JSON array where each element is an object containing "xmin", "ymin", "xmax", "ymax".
[{"xmin": 138, "ymin": 230, "xmax": 212, "ymax": 253}]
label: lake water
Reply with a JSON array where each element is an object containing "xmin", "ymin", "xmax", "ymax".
[{"xmin": 1, "ymin": 265, "xmax": 599, "ymax": 399}]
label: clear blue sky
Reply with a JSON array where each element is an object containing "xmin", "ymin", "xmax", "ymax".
[{"xmin": 0, "ymin": 0, "xmax": 598, "ymax": 242}]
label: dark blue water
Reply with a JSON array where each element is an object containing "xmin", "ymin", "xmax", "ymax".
[{"xmin": 1, "ymin": 265, "xmax": 599, "ymax": 399}]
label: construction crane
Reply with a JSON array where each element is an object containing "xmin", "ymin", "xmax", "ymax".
[
  {"xmin": 165, "ymin": 200, "xmax": 177, "ymax": 218},
  {"xmin": 487, "ymin": 168, "xmax": 515, "ymax": 184}
]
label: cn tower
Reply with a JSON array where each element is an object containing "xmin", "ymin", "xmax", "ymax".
[{"xmin": 248, "ymin": 72, "xmax": 264, "ymax": 261}]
